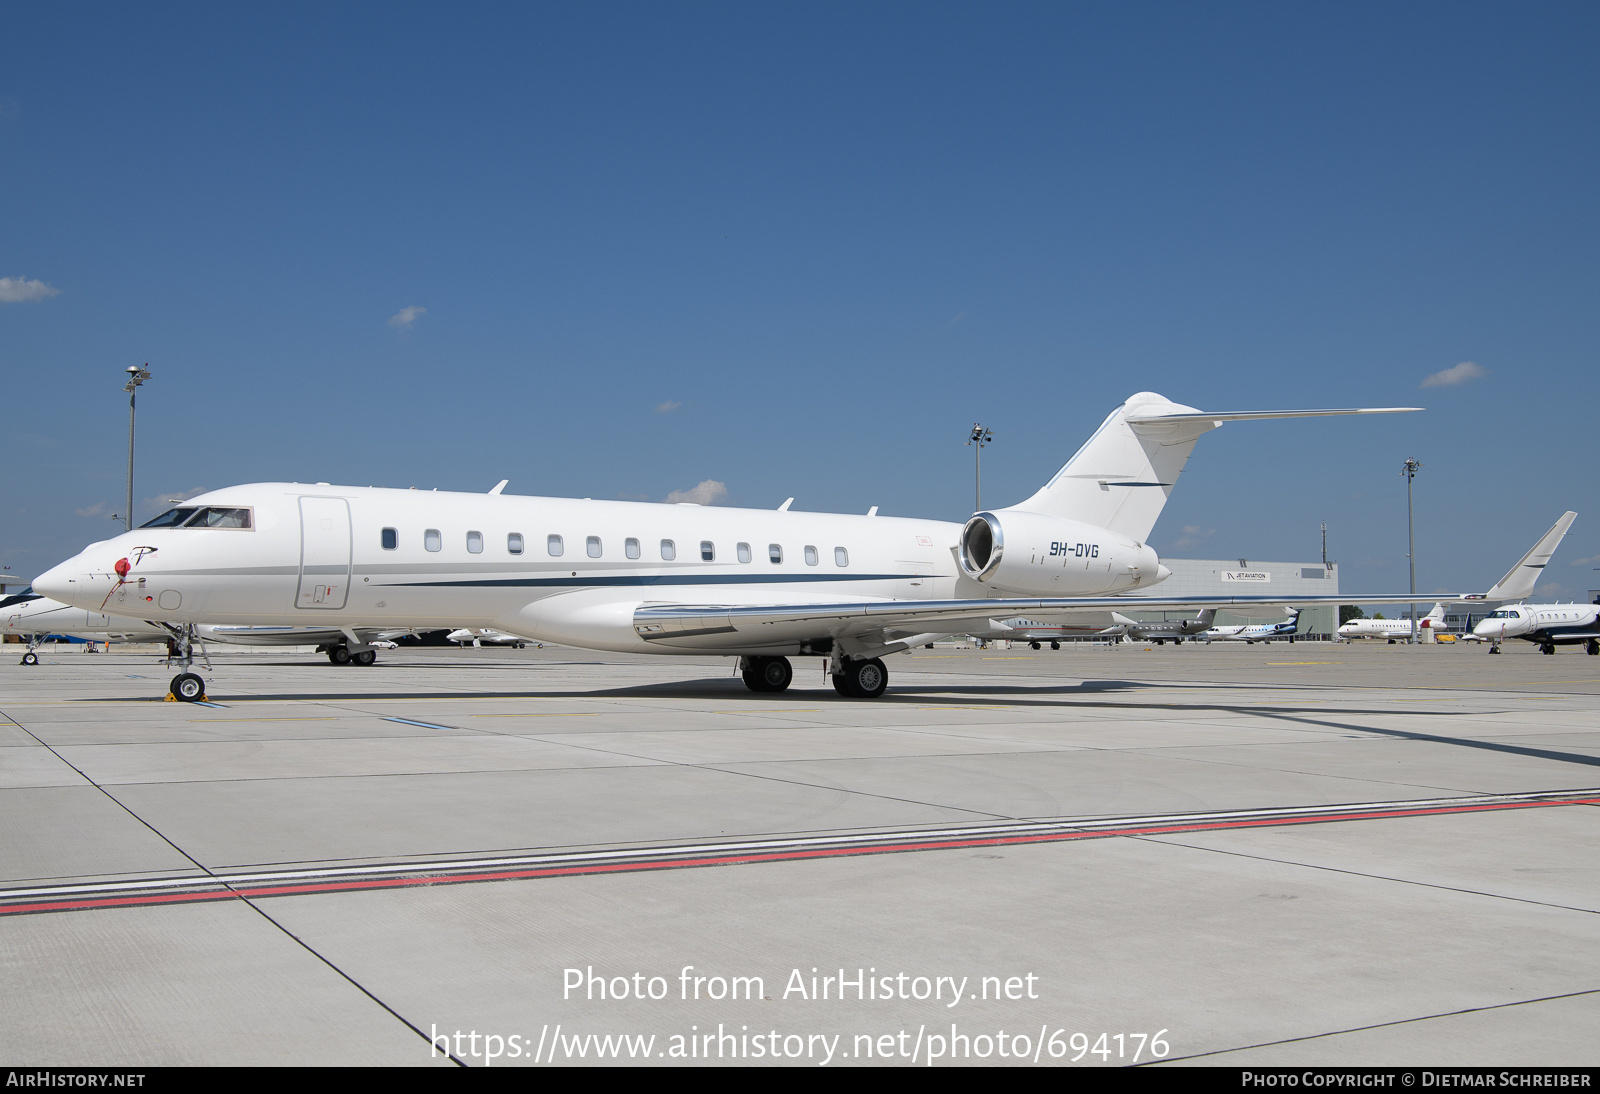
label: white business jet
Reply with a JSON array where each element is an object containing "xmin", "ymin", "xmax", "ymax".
[
  {"xmin": 1338, "ymin": 603, "xmax": 1447, "ymax": 643},
  {"xmin": 3, "ymin": 590, "xmax": 168, "ymax": 663},
  {"xmin": 1200, "ymin": 608, "xmax": 1302, "ymax": 644},
  {"xmin": 4, "ymin": 591, "xmax": 412, "ymax": 666},
  {"xmin": 447, "ymin": 628, "xmax": 534, "ymax": 648},
  {"xmin": 32, "ymin": 392, "xmax": 1565, "ymax": 702},
  {"xmin": 1472, "ymin": 600, "xmax": 1600, "ymax": 655}
]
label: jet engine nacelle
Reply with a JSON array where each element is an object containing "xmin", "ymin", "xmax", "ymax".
[{"xmin": 958, "ymin": 510, "xmax": 1167, "ymax": 597}]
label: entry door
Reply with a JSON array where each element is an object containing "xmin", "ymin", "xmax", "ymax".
[{"xmin": 297, "ymin": 496, "xmax": 352, "ymax": 610}]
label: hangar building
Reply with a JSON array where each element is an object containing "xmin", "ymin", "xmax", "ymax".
[{"xmin": 1118, "ymin": 558, "xmax": 1340, "ymax": 638}]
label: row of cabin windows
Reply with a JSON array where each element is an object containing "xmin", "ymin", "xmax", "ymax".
[{"xmin": 380, "ymin": 527, "xmax": 849, "ymax": 566}]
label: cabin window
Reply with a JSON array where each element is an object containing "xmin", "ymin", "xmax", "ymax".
[
  {"xmin": 737, "ymin": 542, "xmax": 752, "ymax": 563},
  {"xmin": 625, "ymin": 538, "xmax": 641, "ymax": 559},
  {"xmin": 587, "ymin": 536, "xmax": 602, "ymax": 558},
  {"xmin": 466, "ymin": 531, "xmax": 484, "ymax": 554},
  {"xmin": 660, "ymin": 539, "xmax": 676, "ymax": 560},
  {"xmin": 701, "ymin": 541, "xmax": 715, "ymax": 561},
  {"xmin": 769, "ymin": 544, "xmax": 783, "ymax": 564},
  {"xmin": 804, "ymin": 545, "xmax": 818, "ymax": 566},
  {"xmin": 547, "ymin": 534, "xmax": 564, "ymax": 557},
  {"xmin": 507, "ymin": 533, "xmax": 524, "ymax": 555},
  {"xmin": 424, "ymin": 529, "xmax": 442, "ymax": 553},
  {"xmin": 381, "ymin": 528, "xmax": 397, "ymax": 551},
  {"xmin": 834, "ymin": 547, "xmax": 849, "ymax": 567}
]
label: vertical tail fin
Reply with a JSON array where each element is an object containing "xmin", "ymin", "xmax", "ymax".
[
  {"xmin": 1007, "ymin": 393, "xmax": 1214, "ymax": 542},
  {"xmin": 1483, "ymin": 512, "xmax": 1577, "ymax": 601},
  {"xmin": 1005, "ymin": 393, "xmax": 1422, "ymax": 544}
]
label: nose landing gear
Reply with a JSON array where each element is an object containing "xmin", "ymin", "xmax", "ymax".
[{"xmin": 161, "ymin": 624, "xmax": 210, "ymax": 701}]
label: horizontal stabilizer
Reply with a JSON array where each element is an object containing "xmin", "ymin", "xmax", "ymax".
[
  {"xmin": 1483, "ymin": 512, "xmax": 1577, "ymax": 601},
  {"xmin": 1125, "ymin": 407, "xmax": 1421, "ymax": 425}
]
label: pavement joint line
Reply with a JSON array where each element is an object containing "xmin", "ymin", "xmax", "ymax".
[
  {"xmin": 4, "ymin": 789, "xmax": 1595, "ymax": 916},
  {"xmin": 0, "ymin": 698, "xmax": 470, "ymax": 1061},
  {"xmin": 1155, "ymin": 986, "xmax": 1600, "ymax": 1064}
]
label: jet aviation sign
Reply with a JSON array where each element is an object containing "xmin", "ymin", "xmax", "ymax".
[{"xmin": 1223, "ymin": 571, "xmax": 1270, "ymax": 583}]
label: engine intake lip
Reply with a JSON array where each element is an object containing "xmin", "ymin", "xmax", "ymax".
[{"xmin": 959, "ymin": 512, "xmax": 1004, "ymax": 582}]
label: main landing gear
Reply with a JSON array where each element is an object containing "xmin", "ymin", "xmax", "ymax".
[
  {"xmin": 162, "ymin": 623, "xmax": 211, "ymax": 702},
  {"xmin": 832, "ymin": 656, "xmax": 888, "ymax": 699},
  {"xmin": 740, "ymin": 655, "xmax": 793, "ymax": 693},
  {"xmin": 326, "ymin": 644, "xmax": 377, "ymax": 666},
  {"xmin": 737, "ymin": 654, "xmax": 891, "ymax": 698},
  {"xmin": 1588, "ymin": 640, "xmax": 1599, "ymax": 656}
]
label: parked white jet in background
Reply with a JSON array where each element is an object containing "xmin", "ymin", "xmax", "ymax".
[
  {"xmin": 1473, "ymin": 601, "xmax": 1600, "ymax": 655},
  {"xmin": 1338, "ymin": 603, "xmax": 1446, "ymax": 643},
  {"xmin": 4, "ymin": 591, "xmax": 408, "ymax": 666},
  {"xmin": 4, "ymin": 590, "xmax": 168, "ymax": 663},
  {"xmin": 447, "ymin": 628, "xmax": 535, "ymax": 648},
  {"xmin": 40, "ymin": 393, "xmax": 1562, "ymax": 702},
  {"xmin": 1201, "ymin": 608, "xmax": 1303, "ymax": 644}
]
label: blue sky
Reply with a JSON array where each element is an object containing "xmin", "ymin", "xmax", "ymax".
[{"xmin": 4, "ymin": 3, "xmax": 1597, "ymax": 600}]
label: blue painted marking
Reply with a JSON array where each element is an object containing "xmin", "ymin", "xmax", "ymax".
[
  {"xmin": 193, "ymin": 701, "xmax": 228, "ymax": 709},
  {"xmin": 387, "ymin": 572, "xmax": 913, "ymax": 589},
  {"xmin": 384, "ymin": 717, "xmax": 457, "ymax": 731}
]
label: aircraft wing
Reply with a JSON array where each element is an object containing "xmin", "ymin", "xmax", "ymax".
[{"xmin": 633, "ymin": 592, "xmax": 1474, "ymax": 654}]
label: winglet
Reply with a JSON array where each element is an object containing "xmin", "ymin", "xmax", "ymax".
[
  {"xmin": 1482, "ymin": 512, "xmax": 1577, "ymax": 601},
  {"xmin": 488, "ymin": 480, "xmax": 509, "ymax": 495},
  {"xmin": 777, "ymin": 498, "xmax": 794, "ymax": 512}
]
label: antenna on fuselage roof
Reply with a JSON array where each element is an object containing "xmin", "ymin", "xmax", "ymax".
[
  {"xmin": 489, "ymin": 480, "xmax": 509, "ymax": 495},
  {"xmin": 777, "ymin": 498, "xmax": 793, "ymax": 511}
]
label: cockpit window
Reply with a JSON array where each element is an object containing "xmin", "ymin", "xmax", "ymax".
[
  {"xmin": 140, "ymin": 507, "xmax": 199, "ymax": 529},
  {"xmin": 182, "ymin": 507, "xmax": 253, "ymax": 529}
]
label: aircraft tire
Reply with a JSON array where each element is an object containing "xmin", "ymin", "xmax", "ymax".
[
  {"xmin": 1030, "ymin": 641, "xmax": 1040, "ymax": 650},
  {"xmin": 742, "ymin": 656, "xmax": 792, "ymax": 693},
  {"xmin": 20, "ymin": 651, "xmax": 38, "ymax": 666},
  {"xmin": 1542, "ymin": 644, "xmax": 1556, "ymax": 655},
  {"xmin": 328, "ymin": 646, "xmax": 352, "ymax": 665},
  {"xmin": 1587, "ymin": 641, "xmax": 1598, "ymax": 656},
  {"xmin": 1050, "ymin": 641, "xmax": 1060, "ymax": 650},
  {"xmin": 170, "ymin": 673, "xmax": 204, "ymax": 702},
  {"xmin": 353, "ymin": 650, "xmax": 377, "ymax": 666},
  {"xmin": 835, "ymin": 657, "xmax": 887, "ymax": 699}
]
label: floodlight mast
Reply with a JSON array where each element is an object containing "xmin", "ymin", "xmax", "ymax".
[
  {"xmin": 967, "ymin": 424, "xmax": 993, "ymax": 512},
  {"xmin": 1402, "ymin": 457, "xmax": 1422, "ymax": 643},
  {"xmin": 123, "ymin": 365, "xmax": 151, "ymax": 533}
]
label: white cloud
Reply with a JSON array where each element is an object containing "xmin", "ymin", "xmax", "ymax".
[
  {"xmin": 1569, "ymin": 556, "xmax": 1600, "ymax": 567},
  {"xmin": 388, "ymin": 305, "xmax": 427, "ymax": 330},
  {"xmin": 74, "ymin": 502, "xmax": 111, "ymax": 518},
  {"xmin": 1421, "ymin": 361, "xmax": 1488, "ymax": 388},
  {"xmin": 665, "ymin": 480, "xmax": 728, "ymax": 505},
  {"xmin": 1174, "ymin": 524, "xmax": 1215, "ymax": 550},
  {"xmin": 0, "ymin": 277, "xmax": 60, "ymax": 303},
  {"xmin": 140, "ymin": 487, "xmax": 208, "ymax": 515},
  {"xmin": 655, "ymin": 400, "xmax": 682, "ymax": 414}
]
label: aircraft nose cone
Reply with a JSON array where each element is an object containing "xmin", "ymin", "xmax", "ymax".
[
  {"xmin": 32, "ymin": 559, "xmax": 74, "ymax": 603},
  {"xmin": 1155, "ymin": 564, "xmax": 1173, "ymax": 583}
]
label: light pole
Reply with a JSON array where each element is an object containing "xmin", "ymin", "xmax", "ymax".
[
  {"xmin": 967, "ymin": 424, "xmax": 993, "ymax": 512},
  {"xmin": 123, "ymin": 365, "xmax": 151, "ymax": 533},
  {"xmin": 1402, "ymin": 457, "xmax": 1422, "ymax": 643}
]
